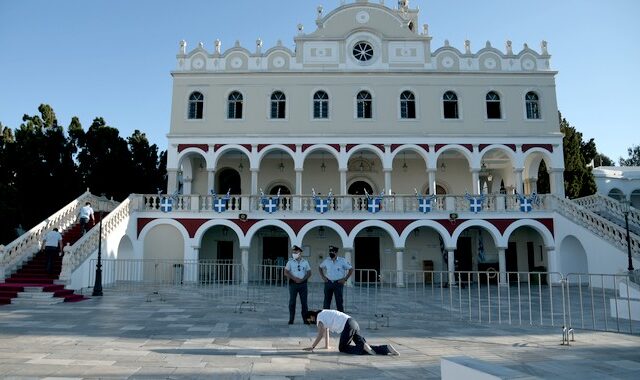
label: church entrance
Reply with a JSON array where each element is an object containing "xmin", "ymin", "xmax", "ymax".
[{"xmin": 354, "ymin": 237, "xmax": 379, "ymax": 283}]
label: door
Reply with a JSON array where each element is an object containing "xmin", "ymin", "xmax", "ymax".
[
  {"xmin": 217, "ymin": 168, "xmax": 241, "ymax": 210},
  {"xmin": 215, "ymin": 241, "xmax": 234, "ymax": 282},
  {"xmin": 262, "ymin": 237, "xmax": 288, "ymax": 265},
  {"xmin": 527, "ymin": 241, "xmax": 535, "ymax": 271},
  {"xmin": 506, "ymin": 241, "xmax": 518, "ymax": 282},
  {"xmin": 454, "ymin": 237, "xmax": 473, "ymax": 284},
  {"xmin": 354, "ymin": 237, "xmax": 379, "ymax": 283}
]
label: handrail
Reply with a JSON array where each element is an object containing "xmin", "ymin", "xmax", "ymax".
[
  {"xmin": 0, "ymin": 190, "xmax": 110, "ymax": 279},
  {"xmin": 573, "ymin": 194, "xmax": 640, "ymax": 229},
  {"xmin": 58, "ymin": 196, "xmax": 128, "ymax": 281}
]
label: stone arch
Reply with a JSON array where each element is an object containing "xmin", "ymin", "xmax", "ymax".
[
  {"xmin": 177, "ymin": 148, "xmax": 210, "ymax": 169},
  {"xmin": 607, "ymin": 188, "xmax": 625, "ymax": 201},
  {"xmin": 256, "ymin": 144, "xmax": 296, "ymax": 168},
  {"xmin": 390, "ymin": 145, "xmax": 429, "ymax": 165},
  {"xmin": 631, "ymin": 189, "xmax": 640, "ymax": 208},
  {"xmin": 245, "ymin": 220, "xmax": 297, "ymax": 246},
  {"xmin": 213, "ymin": 144, "xmax": 252, "ymax": 169},
  {"xmin": 139, "ymin": 218, "xmax": 190, "ymax": 246},
  {"xmin": 297, "ymin": 220, "xmax": 349, "ymax": 248},
  {"xmin": 558, "ymin": 235, "xmax": 589, "ymax": 279},
  {"xmin": 346, "ymin": 220, "xmax": 400, "ymax": 248},
  {"xmin": 399, "ymin": 220, "xmax": 453, "ymax": 248},
  {"xmin": 451, "ymin": 220, "xmax": 502, "ymax": 249},
  {"xmin": 301, "ymin": 144, "xmax": 340, "ymax": 163},
  {"xmin": 142, "ymin": 223, "xmax": 185, "ymax": 283},
  {"xmin": 116, "ymin": 235, "xmax": 135, "ymax": 260},
  {"xmin": 434, "ymin": 145, "xmax": 473, "ymax": 166},
  {"xmin": 502, "ymin": 219, "xmax": 554, "ymax": 249},
  {"xmin": 193, "ymin": 219, "xmax": 246, "ymax": 248},
  {"xmin": 344, "ymin": 144, "xmax": 385, "ymax": 168}
]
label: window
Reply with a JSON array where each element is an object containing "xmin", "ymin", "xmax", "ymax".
[
  {"xmin": 525, "ymin": 91, "xmax": 540, "ymax": 119},
  {"xmin": 486, "ymin": 91, "xmax": 501, "ymax": 119},
  {"xmin": 400, "ymin": 91, "xmax": 416, "ymax": 119},
  {"xmin": 443, "ymin": 91, "xmax": 458, "ymax": 119},
  {"xmin": 352, "ymin": 41, "xmax": 374, "ymax": 62},
  {"xmin": 227, "ymin": 91, "xmax": 243, "ymax": 119},
  {"xmin": 270, "ymin": 91, "xmax": 286, "ymax": 119},
  {"xmin": 188, "ymin": 91, "xmax": 204, "ymax": 119},
  {"xmin": 356, "ymin": 91, "xmax": 372, "ymax": 119},
  {"xmin": 313, "ymin": 91, "xmax": 329, "ymax": 119}
]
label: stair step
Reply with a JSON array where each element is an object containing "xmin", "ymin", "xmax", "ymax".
[
  {"xmin": 17, "ymin": 292, "xmax": 55, "ymax": 299},
  {"xmin": 23, "ymin": 287, "xmax": 45, "ymax": 293},
  {"xmin": 5, "ymin": 278, "xmax": 55, "ymax": 284},
  {"xmin": 10, "ymin": 297, "xmax": 65, "ymax": 305}
]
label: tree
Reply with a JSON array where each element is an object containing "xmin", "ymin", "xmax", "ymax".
[
  {"xmin": 559, "ymin": 113, "xmax": 597, "ymax": 199},
  {"xmin": 594, "ymin": 153, "xmax": 614, "ymax": 167},
  {"xmin": 619, "ymin": 145, "xmax": 640, "ymax": 166},
  {"xmin": 128, "ymin": 130, "xmax": 166, "ymax": 194}
]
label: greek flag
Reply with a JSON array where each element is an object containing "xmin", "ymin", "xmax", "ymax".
[
  {"xmin": 211, "ymin": 189, "xmax": 231, "ymax": 213},
  {"xmin": 312, "ymin": 188, "xmax": 333, "ymax": 214},
  {"xmin": 517, "ymin": 192, "xmax": 539, "ymax": 213},
  {"xmin": 365, "ymin": 189, "xmax": 384, "ymax": 214},
  {"xmin": 415, "ymin": 189, "xmax": 435, "ymax": 213},
  {"xmin": 465, "ymin": 192, "xmax": 486, "ymax": 213},
  {"xmin": 159, "ymin": 190, "xmax": 179, "ymax": 213},
  {"xmin": 260, "ymin": 188, "xmax": 280, "ymax": 214}
]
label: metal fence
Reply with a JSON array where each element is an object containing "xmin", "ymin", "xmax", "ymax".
[{"xmin": 87, "ymin": 260, "xmax": 639, "ymax": 335}]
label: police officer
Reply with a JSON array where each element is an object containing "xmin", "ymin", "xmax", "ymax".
[
  {"xmin": 284, "ymin": 245, "xmax": 311, "ymax": 324},
  {"xmin": 319, "ymin": 245, "xmax": 353, "ymax": 312}
]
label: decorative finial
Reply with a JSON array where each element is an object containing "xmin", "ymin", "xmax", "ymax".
[
  {"xmin": 198, "ymin": 41, "xmax": 204, "ymax": 49},
  {"xmin": 234, "ymin": 40, "xmax": 241, "ymax": 47},
  {"xmin": 485, "ymin": 41, "xmax": 491, "ymax": 48},
  {"xmin": 297, "ymin": 23, "xmax": 304, "ymax": 34},
  {"xmin": 541, "ymin": 40, "xmax": 548, "ymax": 55},
  {"xmin": 277, "ymin": 39, "xmax": 283, "ymax": 47},
  {"xmin": 444, "ymin": 39, "xmax": 450, "ymax": 47},
  {"xmin": 317, "ymin": 5, "xmax": 323, "ymax": 18},
  {"xmin": 506, "ymin": 40, "xmax": 513, "ymax": 55},
  {"xmin": 256, "ymin": 38, "xmax": 263, "ymax": 53},
  {"xmin": 422, "ymin": 24, "xmax": 429, "ymax": 36},
  {"xmin": 214, "ymin": 39, "xmax": 221, "ymax": 54},
  {"xmin": 179, "ymin": 40, "xmax": 187, "ymax": 55},
  {"xmin": 464, "ymin": 40, "xmax": 471, "ymax": 54},
  {"xmin": 523, "ymin": 43, "xmax": 529, "ymax": 50}
]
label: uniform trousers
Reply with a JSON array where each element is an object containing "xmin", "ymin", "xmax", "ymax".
[
  {"xmin": 288, "ymin": 281, "xmax": 308, "ymax": 323},
  {"xmin": 323, "ymin": 280, "xmax": 345, "ymax": 312}
]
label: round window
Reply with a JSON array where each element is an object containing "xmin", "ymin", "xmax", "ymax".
[{"xmin": 352, "ymin": 41, "xmax": 374, "ymax": 62}]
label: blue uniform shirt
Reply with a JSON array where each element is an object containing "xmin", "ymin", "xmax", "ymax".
[
  {"xmin": 320, "ymin": 257, "xmax": 352, "ymax": 281},
  {"xmin": 285, "ymin": 258, "xmax": 310, "ymax": 280}
]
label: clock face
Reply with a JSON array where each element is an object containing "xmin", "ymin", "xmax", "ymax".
[{"xmin": 192, "ymin": 57, "xmax": 205, "ymax": 70}]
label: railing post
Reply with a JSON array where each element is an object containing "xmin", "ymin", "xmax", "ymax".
[
  {"xmin": 241, "ymin": 247, "xmax": 249, "ymax": 284},
  {"xmin": 498, "ymin": 247, "xmax": 508, "ymax": 286},
  {"xmin": 395, "ymin": 249, "xmax": 404, "ymax": 287},
  {"xmin": 190, "ymin": 195, "xmax": 200, "ymax": 211},
  {"xmin": 344, "ymin": 248, "xmax": 354, "ymax": 286},
  {"xmin": 447, "ymin": 249, "xmax": 456, "ymax": 286}
]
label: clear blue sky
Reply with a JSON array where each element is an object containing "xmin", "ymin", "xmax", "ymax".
[{"xmin": 1, "ymin": 0, "xmax": 638, "ymax": 162}]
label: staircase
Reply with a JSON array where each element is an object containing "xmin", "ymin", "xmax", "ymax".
[
  {"xmin": 573, "ymin": 194, "xmax": 640, "ymax": 235},
  {"xmin": 0, "ymin": 218, "xmax": 99, "ymax": 305}
]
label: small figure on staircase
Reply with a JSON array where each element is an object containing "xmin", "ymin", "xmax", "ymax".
[
  {"xmin": 42, "ymin": 228, "xmax": 63, "ymax": 274},
  {"xmin": 78, "ymin": 202, "xmax": 95, "ymax": 235}
]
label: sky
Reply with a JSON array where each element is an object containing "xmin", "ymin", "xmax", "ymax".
[{"xmin": 1, "ymin": 0, "xmax": 638, "ymax": 162}]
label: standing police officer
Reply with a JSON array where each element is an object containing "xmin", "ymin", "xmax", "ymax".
[
  {"xmin": 319, "ymin": 245, "xmax": 353, "ymax": 312},
  {"xmin": 284, "ymin": 245, "xmax": 311, "ymax": 324}
]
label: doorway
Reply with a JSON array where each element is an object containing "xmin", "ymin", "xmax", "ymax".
[
  {"xmin": 506, "ymin": 241, "xmax": 519, "ymax": 282},
  {"xmin": 262, "ymin": 237, "xmax": 289, "ymax": 266},
  {"xmin": 354, "ymin": 237, "xmax": 379, "ymax": 283},
  {"xmin": 215, "ymin": 240, "xmax": 234, "ymax": 282},
  {"xmin": 217, "ymin": 168, "xmax": 241, "ymax": 210},
  {"xmin": 454, "ymin": 237, "xmax": 473, "ymax": 285}
]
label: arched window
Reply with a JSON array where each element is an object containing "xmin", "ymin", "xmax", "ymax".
[
  {"xmin": 486, "ymin": 91, "xmax": 501, "ymax": 119},
  {"xmin": 270, "ymin": 91, "xmax": 286, "ymax": 119},
  {"xmin": 227, "ymin": 91, "xmax": 243, "ymax": 119},
  {"xmin": 313, "ymin": 91, "xmax": 329, "ymax": 119},
  {"xmin": 443, "ymin": 91, "xmax": 458, "ymax": 119},
  {"xmin": 356, "ymin": 90, "xmax": 372, "ymax": 119},
  {"xmin": 525, "ymin": 91, "xmax": 540, "ymax": 119},
  {"xmin": 400, "ymin": 90, "xmax": 416, "ymax": 119},
  {"xmin": 188, "ymin": 92, "xmax": 204, "ymax": 119}
]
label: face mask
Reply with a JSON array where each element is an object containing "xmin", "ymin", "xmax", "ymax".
[
  {"xmin": 292, "ymin": 253, "xmax": 301, "ymax": 260},
  {"xmin": 329, "ymin": 252, "xmax": 336, "ymax": 259}
]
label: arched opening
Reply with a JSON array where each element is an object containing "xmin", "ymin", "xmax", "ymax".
[
  {"xmin": 559, "ymin": 235, "xmax": 588, "ymax": 281},
  {"xmin": 143, "ymin": 224, "xmax": 185, "ymax": 283},
  {"xmin": 506, "ymin": 226, "xmax": 548, "ymax": 282},
  {"xmin": 631, "ymin": 189, "xmax": 640, "ymax": 209},
  {"xmin": 479, "ymin": 148, "xmax": 515, "ymax": 194},
  {"xmin": 436, "ymin": 148, "xmax": 471, "ymax": 194},
  {"xmin": 269, "ymin": 185, "xmax": 291, "ymax": 195},
  {"xmin": 404, "ymin": 226, "xmax": 448, "ymax": 282},
  {"xmin": 178, "ymin": 152, "xmax": 207, "ymax": 195},
  {"xmin": 453, "ymin": 226, "xmax": 498, "ymax": 284},
  {"xmin": 199, "ymin": 225, "xmax": 240, "ymax": 283},
  {"xmin": 348, "ymin": 181, "xmax": 373, "ymax": 195},
  {"xmin": 607, "ymin": 188, "xmax": 625, "ymax": 201},
  {"xmin": 300, "ymin": 225, "xmax": 343, "ymax": 281},
  {"xmin": 537, "ymin": 160, "xmax": 551, "ymax": 194},
  {"xmin": 249, "ymin": 225, "xmax": 292, "ymax": 283},
  {"xmin": 217, "ymin": 168, "xmax": 241, "ymax": 195},
  {"xmin": 352, "ymin": 226, "xmax": 394, "ymax": 283},
  {"xmin": 302, "ymin": 148, "xmax": 339, "ymax": 195},
  {"xmin": 391, "ymin": 149, "xmax": 426, "ymax": 194}
]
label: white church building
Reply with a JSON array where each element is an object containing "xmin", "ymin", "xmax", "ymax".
[{"xmin": 2, "ymin": 0, "xmax": 638, "ymax": 290}]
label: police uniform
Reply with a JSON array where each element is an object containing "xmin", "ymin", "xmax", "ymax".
[
  {"xmin": 319, "ymin": 246, "xmax": 353, "ymax": 312},
  {"xmin": 285, "ymin": 247, "xmax": 311, "ymax": 324}
]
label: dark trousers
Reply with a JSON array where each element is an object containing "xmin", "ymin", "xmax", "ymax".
[
  {"xmin": 80, "ymin": 217, "xmax": 89, "ymax": 235},
  {"xmin": 288, "ymin": 282, "xmax": 308, "ymax": 323},
  {"xmin": 339, "ymin": 318, "xmax": 391, "ymax": 355},
  {"xmin": 323, "ymin": 280, "xmax": 345, "ymax": 312},
  {"xmin": 44, "ymin": 246, "xmax": 59, "ymax": 274}
]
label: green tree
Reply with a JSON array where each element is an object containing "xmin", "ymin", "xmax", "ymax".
[
  {"xmin": 619, "ymin": 145, "xmax": 640, "ymax": 166},
  {"xmin": 128, "ymin": 130, "xmax": 166, "ymax": 194},
  {"xmin": 560, "ymin": 113, "xmax": 597, "ymax": 198},
  {"xmin": 0, "ymin": 123, "xmax": 19, "ymax": 243},
  {"xmin": 595, "ymin": 153, "xmax": 614, "ymax": 167}
]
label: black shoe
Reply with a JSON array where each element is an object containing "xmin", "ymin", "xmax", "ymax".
[
  {"xmin": 303, "ymin": 321, "xmax": 310, "ymax": 325},
  {"xmin": 288, "ymin": 321, "xmax": 294, "ymax": 325}
]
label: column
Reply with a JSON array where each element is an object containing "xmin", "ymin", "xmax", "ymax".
[
  {"xmin": 550, "ymin": 169, "xmax": 565, "ymax": 198},
  {"xmin": 428, "ymin": 169, "xmax": 437, "ymax": 195},
  {"xmin": 384, "ymin": 169, "xmax": 392, "ymax": 194},
  {"xmin": 529, "ymin": 178, "xmax": 538, "ymax": 194},
  {"xmin": 471, "ymin": 169, "xmax": 480, "ymax": 194},
  {"xmin": 546, "ymin": 247, "xmax": 560, "ymax": 284},
  {"xmin": 207, "ymin": 170, "xmax": 216, "ymax": 193},
  {"xmin": 498, "ymin": 248, "xmax": 507, "ymax": 286},
  {"xmin": 183, "ymin": 177, "xmax": 192, "ymax": 195},
  {"xmin": 514, "ymin": 168, "xmax": 523, "ymax": 194},
  {"xmin": 167, "ymin": 169, "xmax": 178, "ymax": 194},
  {"xmin": 249, "ymin": 169, "xmax": 259, "ymax": 211},
  {"xmin": 395, "ymin": 249, "xmax": 404, "ymax": 287},
  {"xmin": 344, "ymin": 248, "xmax": 353, "ymax": 286},
  {"xmin": 295, "ymin": 169, "xmax": 303, "ymax": 211},
  {"xmin": 447, "ymin": 249, "xmax": 456, "ymax": 285},
  {"xmin": 241, "ymin": 247, "xmax": 249, "ymax": 284},
  {"xmin": 250, "ymin": 169, "xmax": 259, "ymax": 194},
  {"xmin": 183, "ymin": 246, "xmax": 199, "ymax": 284},
  {"xmin": 340, "ymin": 169, "xmax": 349, "ymax": 211}
]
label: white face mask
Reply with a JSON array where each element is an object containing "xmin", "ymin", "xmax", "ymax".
[{"xmin": 292, "ymin": 253, "xmax": 301, "ymax": 260}]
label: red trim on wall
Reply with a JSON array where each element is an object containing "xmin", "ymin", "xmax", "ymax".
[
  {"xmin": 282, "ymin": 219, "xmax": 312, "ymax": 234},
  {"xmin": 177, "ymin": 144, "xmax": 209, "ymax": 153},
  {"xmin": 231, "ymin": 219, "xmax": 260, "ymax": 234},
  {"xmin": 257, "ymin": 144, "xmax": 297, "ymax": 153},
  {"xmin": 214, "ymin": 144, "xmax": 224, "ymax": 151},
  {"xmin": 335, "ymin": 220, "xmax": 363, "ymax": 235},
  {"xmin": 522, "ymin": 144, "xmax": 553, "ymax": 153},
  {"xmin": 479, "ymin": 144, "xmax": 517, "ymax": 152},
  {"xmin": 302, "ymin": 144, "xmax": 313, "ymax": 152},
  {"xmin": 241, "ymin": 144, "xmax": 252, "ymax": 151},
  {"xmin": 419, "ymin": 144, "xmax": 430, "ymax": 152},
  {"xmin": 385, "ymin": 220, "xmax": 415, "ymax": 235}
]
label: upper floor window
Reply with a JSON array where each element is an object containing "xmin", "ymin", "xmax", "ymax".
[
  {"xmin": 525, "ymin": 91, "xmax": 540, "ymax": 119},
  {"xmin": 356, "ymin": 90, "xmax": 372, "ymax": 119},
  {"xmin": 270, "ymin": 91, "xmax": 286, "ymax": 119},
  {"xmin": 227, "ymin": 91, "xmax": 243, "ymax": 119},
  {"xmin": 486, "ymin": 91, "xmax": 501, "ymax": 119},
  {"xmin": 313, "ymin": 91, "xmax": 329, "ymax": 119},
  {"xmin": 443, "ymin": 91, "xmax": 459, "ymax": 119},
  {"xmin": 188, "ymin": 91, "xmax": 204, "ymax": 119},
  {"xmin": 353, "ymin": 41, "xmax": 374, "ymax": 62},
  {"xmin": 400, "ymin": 91, "xmax": 416, "ymax": 119}
]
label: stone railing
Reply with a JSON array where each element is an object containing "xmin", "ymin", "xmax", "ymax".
[
  {"xmin": 135, "ymin": 193, "xmax": 554, "ymax": 215},
  {"xmin": 554, "ymin": 195, "xmax": 640, "ymax": 256},
  {"xmin": 0, "ymin": 191, "xmax": 102, "ymax": 280},
  {"xmin": 573, "ymin": 194, "xmax": 640, "ymax": 230},
  {"xmin": 59, "ymin": 196, "xmax": 128, "ymax": 281}
]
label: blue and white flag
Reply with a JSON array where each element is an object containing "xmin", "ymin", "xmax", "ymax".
[
  {"xmin": 415, "ymin": 188, "xmax": 436, "ymax": 213},
  {"xmin": 364, "ymin": 189, "xmax": 384, "ymax": 214},
  {"xmin": 160, "ymin": 190, "xmax": 179, "ymax": 213},
  {"xmin": 517, "ymin": 192, "xmax": 539, "ymax": 213},
  {"xmin": 211, "ymin": 189, "xmax": 231, "ymax": 213},
  {"xmin": 465, "ymin": 192, "xmax": 486, "ymax": 213},
  {"xmin": 260, "ymin": 188, "xmax": 280, "ymax": 214},
  {"xmin": 312, "ymin": 188, "xmax": 333, "ymax": 214}
]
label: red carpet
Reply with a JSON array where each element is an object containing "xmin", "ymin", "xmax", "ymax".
[{"xmin": 0, "ymin": 218, "xmax": 103, "ymax": 305}]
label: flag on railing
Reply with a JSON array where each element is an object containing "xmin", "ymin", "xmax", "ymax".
[
  {"xmin": 364, "ymin": 189, "xmax": 384, "ymax": 213},
  {"xmin": 517, "ymin": 192, "xmax": 539, "ymax": 213},
  {"xmin": 160, "ymin": 190, "xmax": 179, "ymax": 213},
  {"xmin": 478, "ymin": 231, "xmax": 485, "ymax": 262},
  {"xmin": 260, "ymin": 188, "xmax": 280, "ymax": 214},
  {"xmin": 312, "ymin": 188, "xmax": 333, "ymax": 214},
  {"xmin": 465, "ymin": 192, "xmax": 486, "ymax": 213},
  {"xmin": 211, "ymin": 189, "xmax": 231, "ymax": 213},
  {"xmin": 415, "ymin": 188, "xmax": 435, "ymax": 213}
]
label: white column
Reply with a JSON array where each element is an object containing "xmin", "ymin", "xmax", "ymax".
[
  {"xmin": 546, "ymin": 247, "xmax": 560, "ymax": 284},
  {"xmin": 498, "ymin": 248, "xmax": 507, "ymax": 286},
  {"xmin": 183, "ymin": 246, "xmax": 199, "ymax": 284},
  {"xmin": 250, "ymin": 169, "xmax": 259, "ymax": 195},
  {"xmin": 384, "ymin": 169, "xmax": 392, "ymax": 193},
  {"xmin": 295, "ymin": 169, "xmax": 303, "ymax": 211},
  {"xmin": 447, "ymin": 249, "xmax": 456, "ymax": 285},
  {"xmin": 428, "ymin": 169, "xmax": 437, "ymax": 195},
  {"xmin": 183, "ymin": 177, "xmax": 192, "ymax": 195},
  {"xmin": 207, "ymin": 170, "xmax": 216, "ymax": 193},
  {"xmin": 167, "ymin": 169, "xmax": 178, "ymax": 193},
  {"xmin": 241, "ymin": 247, "xmax": 249, "ymax": 284},
  {"xmin": 471, "ymin": 169, "xmax": 480, "ymax": 194},
  {"xmin": 529, "ymin": 178, "xmax": 538, "ymax": 194},
  {"xmin": 340, "ymin": 169, "xmax": 349, "ymax": 211},
  {"xmin": 514, "ymin": 168, "xmax": 523, "ymax": 194},
  {"xmin": 550, "ymin": 169, "xmax": 565, "ymax": 198},
  {"xmin": 344, "ymin": 248, "xmax": 353, "ymax": 286},
  {"xmin": 395, "ymin": 249, "xmax": 404, "ymax": 287}
]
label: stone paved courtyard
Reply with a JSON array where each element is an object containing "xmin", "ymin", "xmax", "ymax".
[{"xmin": 0, "ymin": 286, "xmax": 639, "ymax": 379}]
